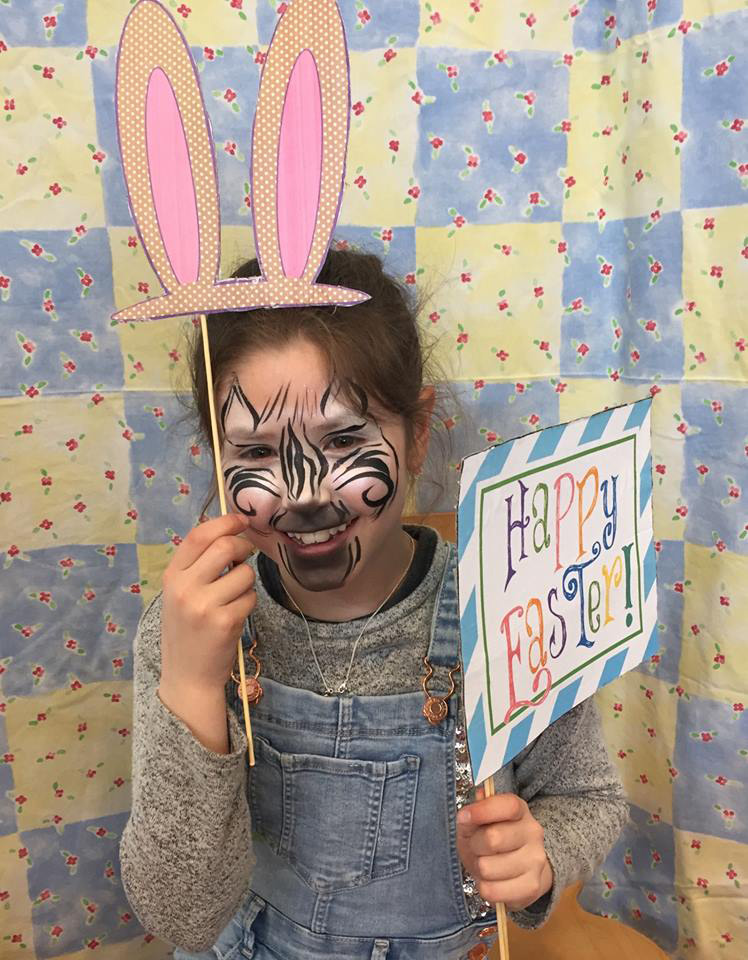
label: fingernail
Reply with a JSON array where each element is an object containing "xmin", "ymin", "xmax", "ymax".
[{"xmin": 457, "ymin": 808, "xmax": 471, "ymax": 825}]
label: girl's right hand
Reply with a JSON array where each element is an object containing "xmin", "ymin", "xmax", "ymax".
[{"xmin": 159, "ymin": 513, "xmax": 257, "ymax": 696}]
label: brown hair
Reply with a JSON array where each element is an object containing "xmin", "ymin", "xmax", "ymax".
[{"xmin": 188, "ymin": 245, "xmax": 449, "ymax": 510}]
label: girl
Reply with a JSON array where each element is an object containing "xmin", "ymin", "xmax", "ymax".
[{"xmin": 120, "ymin": 247, "xmax": 630, "ymax": 960}]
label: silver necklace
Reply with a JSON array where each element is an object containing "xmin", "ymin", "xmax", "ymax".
[{"xmin": 280, "ymin": 535, "xmax": 416, "ymax": 696}]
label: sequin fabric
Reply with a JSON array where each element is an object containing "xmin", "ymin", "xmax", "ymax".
[{"xmin": 455, "ymin": 690, "xmax": 495, "ymax": 922}]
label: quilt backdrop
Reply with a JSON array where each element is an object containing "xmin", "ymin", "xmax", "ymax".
[{"xmin": 1, "ymin": 1, "xmax": 746, "ymax": 958}]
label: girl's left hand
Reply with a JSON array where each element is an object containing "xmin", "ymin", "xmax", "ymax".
[{"xmin": 456, "ymin": 791, "xmax": 554, "ymax": 911}]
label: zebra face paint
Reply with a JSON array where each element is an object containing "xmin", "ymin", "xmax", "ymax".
[{"xmin": 219, "ymin": 345, "xmax": 403, "ymax": 593}]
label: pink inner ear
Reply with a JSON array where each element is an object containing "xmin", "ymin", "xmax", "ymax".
[
  {"xmin": 145, "ymin": 67, "xmax": 200, "ymax": 286},
  {"xmin": 277, "ymin": 50, "xmax": 323, "ymax": 279}
]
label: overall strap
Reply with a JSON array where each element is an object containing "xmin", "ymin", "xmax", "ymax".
[{"xmin": 424, "ymin": 542, "xmax": 461, "ymax": 671}]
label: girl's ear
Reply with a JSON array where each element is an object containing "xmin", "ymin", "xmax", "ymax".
[{"xmin": 408, "ymin": 386, "xmax": 437, "ymax": 476}]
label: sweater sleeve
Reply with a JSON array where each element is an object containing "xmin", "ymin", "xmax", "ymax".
[
  {"xmin": 118, "ymin": 592, "xmax": 255, "ymax": 953},
  {"xmin": 504, "ymin": 695, "xmax": 631, "ymax": 931}
]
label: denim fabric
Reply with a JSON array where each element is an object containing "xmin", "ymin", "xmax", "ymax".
[{"xmin": 175, "ymin": 545, "xmax": 500, "ymax": 960}]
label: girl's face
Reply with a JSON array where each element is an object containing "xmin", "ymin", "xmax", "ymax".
[{"xmin": 218, "ymin": 339, "xmax": 411, "ymax": 593}]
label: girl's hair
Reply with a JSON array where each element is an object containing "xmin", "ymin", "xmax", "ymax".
[{"xmin": 188, "ymin": 245, "xmax": 449, "ymax": 512}]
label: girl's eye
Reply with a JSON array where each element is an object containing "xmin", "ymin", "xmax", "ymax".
[
  {"xmin": 240, "ymin": 445, "xmax": 274, "ymax": 460},
  {"xmin": 329, "ymin": 435, "xmax": 358, "ymax": 450}
]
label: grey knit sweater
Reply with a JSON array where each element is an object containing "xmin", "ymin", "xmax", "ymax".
[{"xmin": 119, "ymin": 529, "xmax": 630, "ymax": 953}]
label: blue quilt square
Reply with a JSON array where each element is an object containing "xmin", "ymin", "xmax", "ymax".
[
  {"xmin": 256, "ymin": 0, "xmax": 420, "ymax": 50},
  {"xmin": 0, "ymin": 230, "xmax": 122, "ymax": 397},
  {"xmin": 560, "ymin": 215, "xmax": 683, "ymax": 380},
  {"xmin": 199, "ymin": 46, "xmax": 260, "ymax": 228},
  {"xmin": 91, "ymin": 52, "xmax": 130, "ymax": 228},
  {"xmin": 673, "ymin": 692, "xmax": 748, "ymax": 843},
  {"xmin": 0, "ymin": 1, "xmax": 88, "ymax": 46},
  {"xmin": 2, "ymin": 545, "xmax": 142, "ymax": 697},
  {"xmin": 634, "ymin": 539, "xmax": 683, "ymax": 686},
  {"xmin": 682, "ymin": 11, "xmax": 748, "ymax": 209},
  {"xmin": 578, "ymin": 801, "xmax": 678, "ymax": 955},
  {"xmin": 22, "ymin": 812, "xmax": 135, "ymax": 958},
  {"xmin": 572, "ymin": 0, "xmax": 683, "ymax": 50},
  {"xmin": 124, "ymin": 392, "xmax": 213, "ymax": 546},
  {"xmin": 335, "ymin": 225, "xmax": 416, "ymax": 281},
  {"xmin": 681, "ymin": 382, "xmax": 748, "ymax": 555},
  {"xmin": 0, "ymin": 717, "xmax": 17, "ymax": 839},
  {"xmin": 416, "ymin": 379, "xmax": 561, "ymax": 513},
  {"xmin": 415, "ymin": 49, "xmax": 568, "ymax": 227}
]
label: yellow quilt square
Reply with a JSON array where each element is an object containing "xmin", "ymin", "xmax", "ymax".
[
  {"xmin": 4, "ymin": 680, "xmax": 133, "ymax": 832},
  {"xmin": 0, "ymin": 395, "xmax": 135, "ymax": 552},
  {"xmin": 416, "ymin": 222, "xmax": 563, "ymax": 380},
  {"xmin": 87, "ymin": 0, "xmax": 259, "ymax": 48},
  {"xmin": 565, "ymin": 32, "xmax": 681, "ymax": 223},
  {"xmin": 558, "ymin": 380, "xmax": 684, "ymax": 543},
  {"xmin": 679, "ymin": 543, "xmax": 748, "ymax": 701},
  {"xmin": 338, "ymin": 49, "xmax": 420, "ymax": 228},
  {"xmin": 418, "ymin": 0, "xmax": 573, "ymax": 51},
  {"xmin": 594, "ymin": 672, "xmax": 677, "ymax": 825},
  {"xmin": 136, "ymin": 542, "xmax": 174, "ymax": 608},
  {"xmin": 682, "ymin": 206, "xmax": 748, "ymax": 382},
  {"xmin": 675, "ymin": 827, "xmax": 748, "ymax": 955},
  {"xmin": 0, "ymin": 49, "xmax": 106, "ymax": 231},
  {"xmin": 0, "ymin": 832, "xmax": 34, "ymax": 951},
  {"xmin": 684, "ymin": 0, "xmax": 746, "ymax": 17}
]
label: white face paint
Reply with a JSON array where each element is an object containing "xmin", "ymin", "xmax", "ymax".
[{"xmin": 219, "ymin": 341, "xmax": 407, "ymax": 593}]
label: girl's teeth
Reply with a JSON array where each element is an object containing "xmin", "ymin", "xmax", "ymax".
[{"xmin": 289, "ymin": 523, "xmax": 348, "ymax": 545}]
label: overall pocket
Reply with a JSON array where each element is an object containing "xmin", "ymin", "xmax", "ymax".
[{"xmin": 248, "ymin": 735, "xmax": 420, "ymax": 893}]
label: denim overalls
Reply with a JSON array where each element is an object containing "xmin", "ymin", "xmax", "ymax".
[{"xmin": 175, "ymin": 545, "xmax": 499, "ymax": 960}]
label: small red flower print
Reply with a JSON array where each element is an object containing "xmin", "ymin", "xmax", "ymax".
[
  {"xmin": 31, "ymin": 243, "xmax": 43, "ymax": 257},
  {"xmin": 577, "ymin": 342, "xmax": 589, "ymax": 356},
  {"xmin": 715, "ymin": 61, "xmax": 730, "ymax": 77},
  {"xmin": 730, "ymin": 118, "xmax": 744, "ymax": 132},
  {"xmin": 16, "ymin": 163, "xmax": 27, "ymax": 176},
  {"xmin": 430, "ymin": 135, "xmax": 443, "ymax": 151},
  {"xmin": 177, "ymin": 3, "xmax": 191, "ymax": 16},
  {"xmin": 352, "ymin": 100, "xmax": 365, "ymax": 116},
  {"xmin": 383, "ymin": 48, "xmax": 397, "ymax": 63},
  {"xmin": 42, "ymin": 66, "xmax": 55, "ymax": 79},
  {"xmin": 49, "ymin": 182, "xmax": 61, "ymax": 196},
  {"xmin": 224, "ymin": 88, "xmax": 236, "ymax": 103},
  {"xmin": 389, "ymin": 139, "xmax": 399, "ymax": 153}
]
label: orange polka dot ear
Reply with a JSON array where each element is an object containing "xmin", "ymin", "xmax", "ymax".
[{"xmin": 113, "ymin": 0, "xmax": 368, "ymax": 769}]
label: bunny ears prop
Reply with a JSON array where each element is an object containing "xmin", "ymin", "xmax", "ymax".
[
  {"xmin": 113, "ymin": 0, "xmax": 369, "ymax": 768},
  {"xmin": 112, "ymin": 0, "xmax": 369, "ymax": 324}
]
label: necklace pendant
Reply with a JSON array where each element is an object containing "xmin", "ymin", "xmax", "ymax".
[
  {"xmin": 423, "ymin": 696, "xmax": 448, "ymax": 726},
  {"xmin": 238, "ymin": 676, "xmax": 263, "ymax": 705}
]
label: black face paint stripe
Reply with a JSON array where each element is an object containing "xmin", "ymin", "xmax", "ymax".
[
  {"xmin": 321, "ymin": 423, "xmax": 368, "ymax": 444},
  {"xmin": 276, "ymin": 383, "xmax": 291, "ymax": 421},
  {"xmin": 262, "ymin": 384, "xmax": 285, "ymax": 424},
  {"xmin": 304, "ymin": 425, "xmax": 329, "ymax": 488},
  {"xmin": 224, "ymin": 465, "xmax": 281, "ymax": 501},
  {"xmin": 333, "ymin": 449, "xmax": 395, "ymax": 508},
  {"xmin": 320, "ymin": 382, "xmax": 332, "ymax": 416}
]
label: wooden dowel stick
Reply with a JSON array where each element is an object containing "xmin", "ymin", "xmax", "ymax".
[
  {"xmin": 200, "ymin": 313, "xmax": 256, "ymax": 767},
  {"xmin": 482, "ymin": 775, "xmax": 510, "ymax": 960}
]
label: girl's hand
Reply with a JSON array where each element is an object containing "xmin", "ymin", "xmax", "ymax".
[
  {"xmin": 160, "ymin": 513, "xmax": 257, "ymax": 696},
  {"xmin": 456, "ymin": 791, "xmax": 554, "ymax": 911}
]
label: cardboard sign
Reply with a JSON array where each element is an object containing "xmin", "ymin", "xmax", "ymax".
[{"xmin": 457, "ymin": 398, "xmax": 658, "ymax": 785}]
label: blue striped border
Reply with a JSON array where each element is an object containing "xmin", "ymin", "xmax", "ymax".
[
  {"xmin": 640, "ymin": 453, "xmax": 653, "ymax": 517},
  {"xmin": 624, "ymin": 396, "xmax": 652, "ymax": 431},
  {"xmin": 458, "ymin": 441, "xmax": 514, "ymax": 563},
  {"xmin": 468, "ymin": 693, "xmax": 488, "ymax": 777},
  {"xmin": 599, "ymin": 648, "xmax": 629, "ymax": 688},
  {"xmin": 460, "ymin": 588, "xmax": 479, "ymax": 670},
  {"xmin": 579, "ymin": 407, "xmax": 615, "ymax": 445},
  {"xmin": 644, "ymin": 540, "xmax": 657, "ymax": 598},
  {"xmin": 527, "ymin": 422, "xmax": 567, "ymax": 462},
  {"xmin": 502, "ymin": 712, "xmax": 535, "ymax": 768}
]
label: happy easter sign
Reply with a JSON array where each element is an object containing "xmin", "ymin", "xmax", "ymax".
[{"xmin": 457, "ymin": 398, "xmax": 658, "ymax": 784}]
